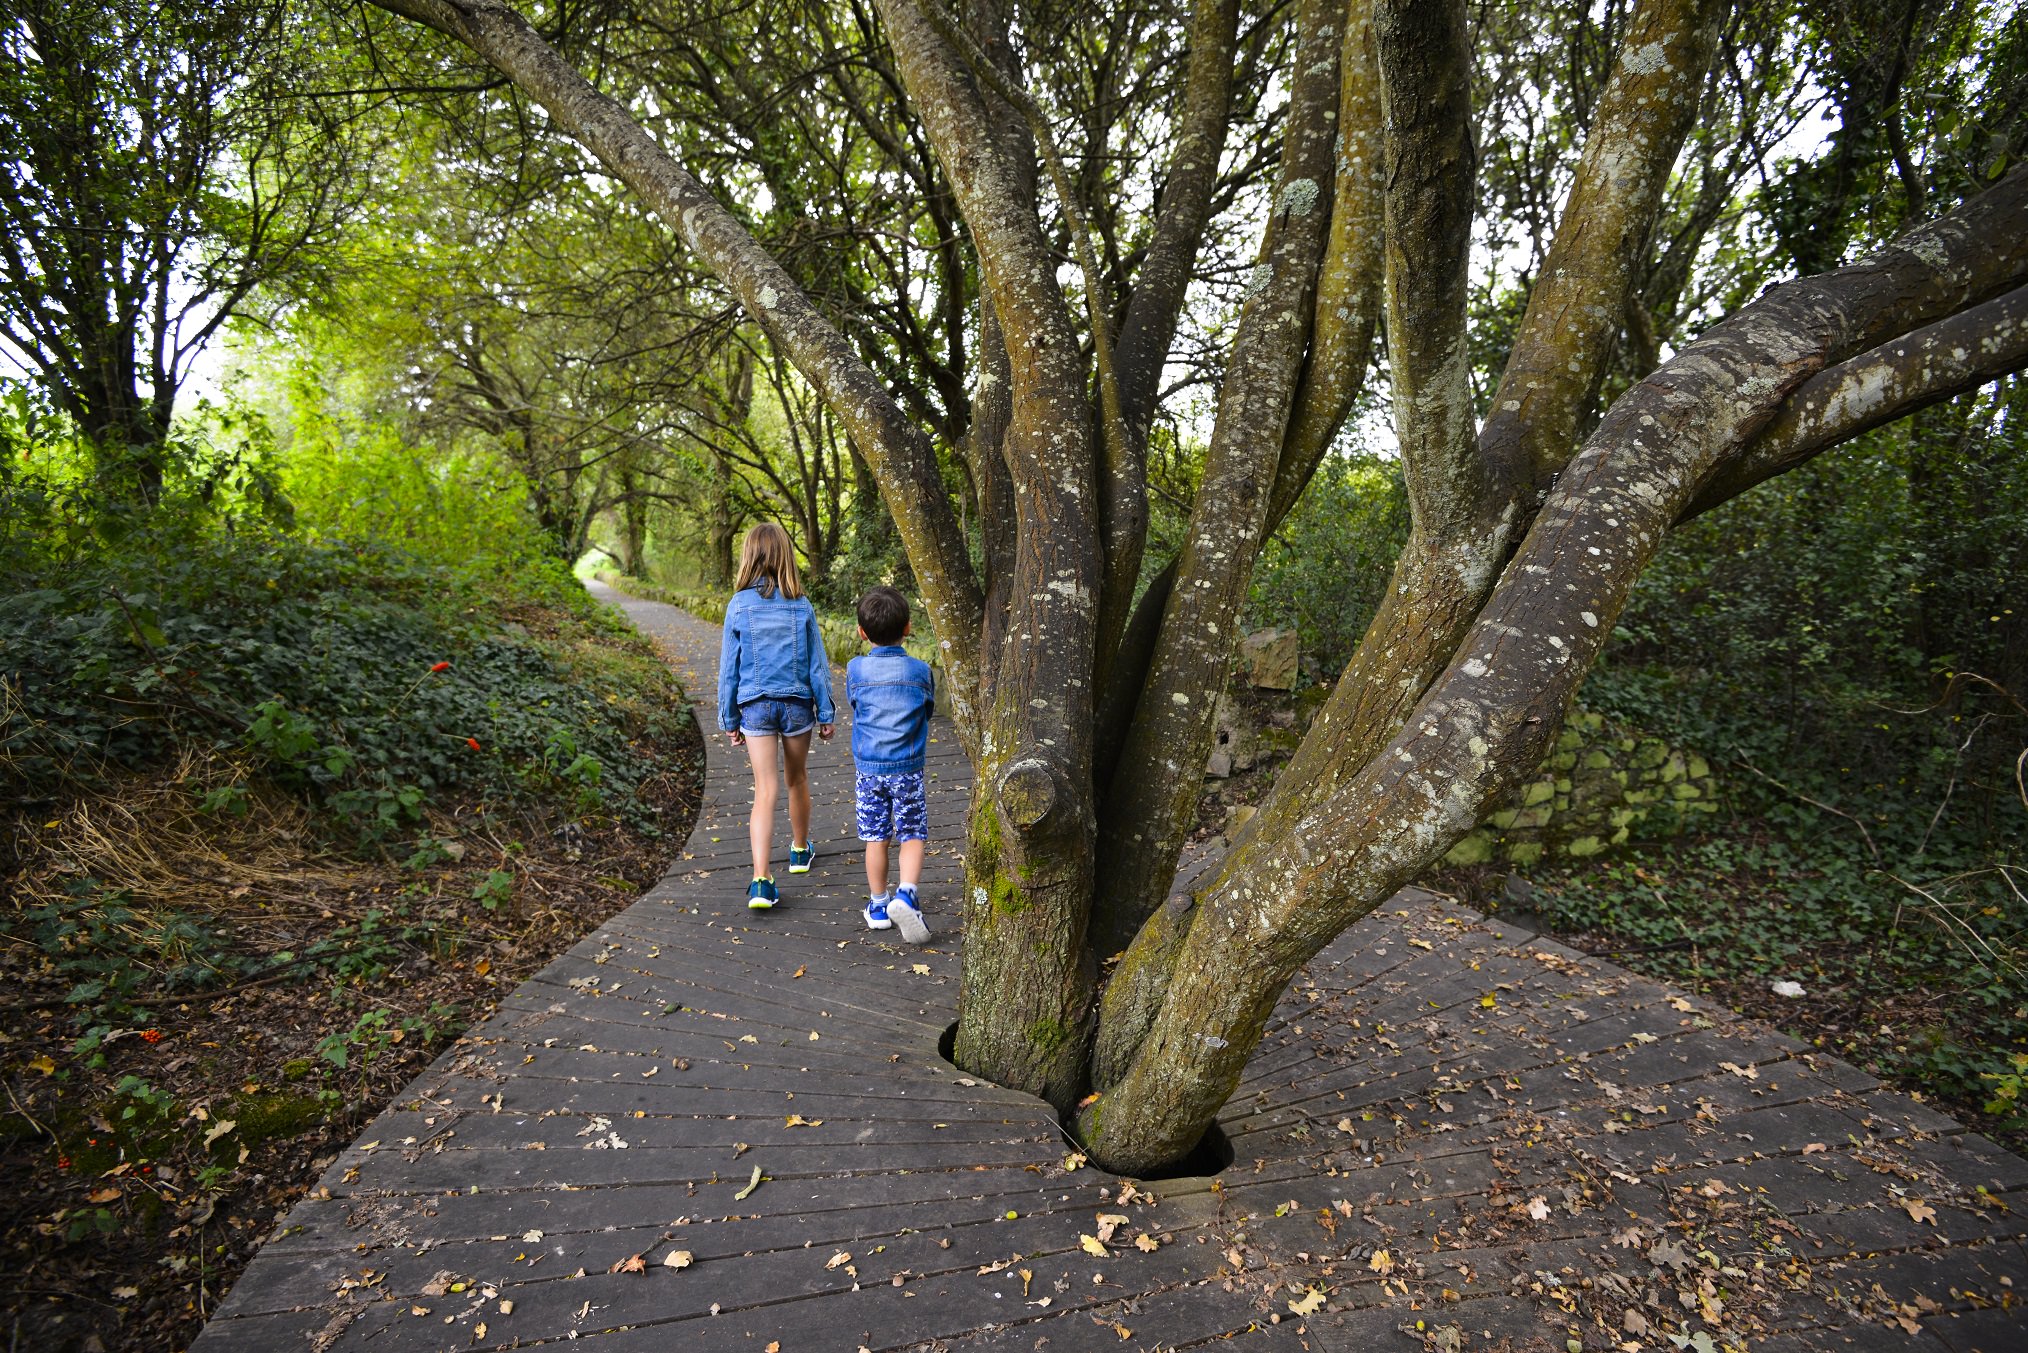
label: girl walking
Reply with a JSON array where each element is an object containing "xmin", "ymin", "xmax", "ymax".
[{"xmin": 717, "ymin": 522, "xmax": 835, "ymax": 909}]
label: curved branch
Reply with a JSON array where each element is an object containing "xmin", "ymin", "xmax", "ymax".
[
  {"xmin": 1687, "ymin": 283, "xmax": 2028, "ymax": 519},
  {"xmin": 365, "ymin": 0, "xmax": 984, "ymax": 734}
]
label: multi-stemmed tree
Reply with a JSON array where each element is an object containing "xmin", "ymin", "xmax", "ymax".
[{"xmin": 363, "ymin": 0, "xmax": 2028, "ymax": 1172}]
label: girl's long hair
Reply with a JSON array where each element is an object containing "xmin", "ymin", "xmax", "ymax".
[{"xmin": 733, "ymin": 522, "xmax": 804, "ymax": 599}]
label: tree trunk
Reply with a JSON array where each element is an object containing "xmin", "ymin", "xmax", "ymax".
[{"xmin": 367, "ymin": 0, "xmax": 2028, "ymax": 1177}]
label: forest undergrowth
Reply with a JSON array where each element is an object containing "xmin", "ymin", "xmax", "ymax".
[{"xmin": 0, "ymin": 434, "xmax": 704, "ymax": 1353}]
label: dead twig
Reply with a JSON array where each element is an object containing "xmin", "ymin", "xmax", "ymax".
[{"xmin": 1733, "ymin": 757, "xmax": 1880, "ymax": 864}]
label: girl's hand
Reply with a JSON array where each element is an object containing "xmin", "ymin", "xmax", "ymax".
[
  {"xmin": 818, "ymin": 723, "xmax": 835, "ymax": 742},
  {"xmin": 728, "ymin": 728, "xmax": 745, "ymax": 747}
]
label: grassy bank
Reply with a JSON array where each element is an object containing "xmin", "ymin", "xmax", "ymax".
[{"xmin": 2, "ymin": 516, "xmax": 701, "ymax": 1351}]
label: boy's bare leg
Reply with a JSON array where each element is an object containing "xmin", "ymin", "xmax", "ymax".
[
  {"xmin": 897, "ymin": 839, "xmax": 925, "ymax": 892},
  {"xmin": 741, "ymin": 733, "xmax": 780, "ymax": 879},
  {"xmin": 864, "ymin": 838, "xmax": 889, "ymax": 898},
  {"xmin": 781, "ymin": 731, "xmax": 813, "ymax": 848}
]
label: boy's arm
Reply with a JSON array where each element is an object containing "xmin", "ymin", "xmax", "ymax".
[
  {"xmin": 717, "ymin": 604, "xmax": 740, "ymax": 731},
  {"xmin": 807, "ymin": 603, "xmax": 836, "ymax": 726}
]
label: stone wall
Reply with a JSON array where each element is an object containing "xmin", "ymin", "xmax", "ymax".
[{"xmin": 1443, "ymin": 708, "xmax": 1720, "ymax": 867}]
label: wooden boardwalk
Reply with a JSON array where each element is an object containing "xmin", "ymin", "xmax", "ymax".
[{"xmin": 194, "ymin": 584, "xmax": 2027, "ymax": 1352}]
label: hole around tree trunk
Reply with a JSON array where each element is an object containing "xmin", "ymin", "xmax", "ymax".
[{"xmin": 935, "ymin": 1021, "xmax": 1236, "ymax": 1183}]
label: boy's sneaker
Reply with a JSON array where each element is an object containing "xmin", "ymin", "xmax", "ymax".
[
  {"xmin": 863, "ymin": 894, "xmax": 893, "ymax": 931},
  {"xmin": 747, "ymin": 876, "xmax": 780, "ymax": 910},
  {"xmin": 889, "ymin": 887, "xmax": 930, "ymax": 944},
  {"xmin": 787, "ymin": 841, "xmax": 816, "ymax": 874}
]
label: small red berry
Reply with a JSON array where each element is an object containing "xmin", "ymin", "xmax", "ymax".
[
  {"xmin": 431, "ymin": 661, "xmax": 451, "ymax": 673},
  {"xmin": 466, "ymin": 737, "xmax": 482, "ymax": 751}
]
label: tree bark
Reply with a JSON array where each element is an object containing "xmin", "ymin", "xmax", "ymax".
[
  {"xmin": 1091, "ymin": 0, "xmax": 1346, "ymax": 953},
  {"xmin": 1080, "ymin": 165, "xmax": 2028, "ymax": 1170}
]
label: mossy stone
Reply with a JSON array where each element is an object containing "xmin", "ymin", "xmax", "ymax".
[{"xmin": 1444, "ymin": 831, "xmax": 1497, "ymax": 866}]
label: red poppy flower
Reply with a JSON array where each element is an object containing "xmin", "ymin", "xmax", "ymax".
[
  {"xmin": 431, "ymin": 661, "xmax": 451, "ymax": 673},
  {"xmin": 467, "ymin": 737, "xmax": 482, "ymax": 751}
]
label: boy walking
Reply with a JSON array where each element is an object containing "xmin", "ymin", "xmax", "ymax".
[{"xmin": 848, "ymin": 586, "xmax": 933, "ymax": 944}]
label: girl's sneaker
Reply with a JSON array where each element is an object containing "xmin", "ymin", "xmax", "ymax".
[
  {"xmin": 747, "ymin": 876, "xmax": 780, "ymax": 910},
  {"xmin": 788, "ymin": 841, "xmax": 816, "ymax": 873},
  {"xmin": 889, "ymin": 887, "xmax": 930, "ymax": 944},
  {"xmin": 863, "ymin": 894, "xmax": 893, "ymax": 931}
]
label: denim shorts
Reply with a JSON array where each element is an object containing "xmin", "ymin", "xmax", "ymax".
[
  {"xmin": 855, "ymin": 771, "xmax": 928, "ymax": 842},
  {"xmin": 736, "ymin": 696, "xmax": 816, "ymax": 738}
]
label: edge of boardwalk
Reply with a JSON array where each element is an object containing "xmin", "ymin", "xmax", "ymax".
[{"xmin": 192, "ymin": 582, "xmax": 2028, "ymax": 1353}]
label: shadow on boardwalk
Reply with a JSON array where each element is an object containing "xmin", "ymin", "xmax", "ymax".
[{"xmin": 194, "ymin": 583, "xmax": 2028, "ymax": 1352}]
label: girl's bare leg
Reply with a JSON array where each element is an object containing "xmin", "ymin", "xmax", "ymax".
[
  {"xmin": 742, "ymin": 733, "xmax": 780, "ymax": 878},
  {"xmin": 781, "ymin": 730, "xmax": 813, "ymax": 849}
]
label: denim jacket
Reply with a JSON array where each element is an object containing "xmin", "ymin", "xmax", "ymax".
[
  {"xmin": 717, "ymin": 582, "xmax": 835, "ymax": 732},
  {"xmin": 846, "ymin": 645, "xmax": 935, "ymax": 776}
]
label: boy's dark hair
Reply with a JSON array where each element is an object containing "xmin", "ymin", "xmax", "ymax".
[{"xmin": 857, "ymin": 585, "xmax": 911, "ymax": 645}]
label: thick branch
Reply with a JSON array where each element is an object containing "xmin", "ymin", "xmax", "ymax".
[
  {"xmin": 1688, "ymin": 283, "xmax": 2028, "ymax": 518},
  {"xmin": 1113, "ymin": 0, "xmax": 1241, "ymax": 435},
  {"xmin": 1479, "ymin": 0, "xmax": 1728, "ymax": 490},
  {"xmin": 1091, "ymin": 0, "xmax": 1344, "ymax": 952},
  {"xmin": 1373, "ymin": 0, "xmax": 1484, "ymax": 534}
]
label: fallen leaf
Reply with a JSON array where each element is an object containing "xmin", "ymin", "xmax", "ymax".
[
  {"xmin": 785, "ymin": 1113, "xmax": 824, "ymax": 1127},
  {"xmin": 1480, "ymin": 993, "xmax": 1497, "ymax": 1009},
  {"xmin": 1079, "ymin": 1234, "xmax": 1108, "ymax": 1257},
  {"xmin": 1669, "ymin": 997, "xmax": 1695, "ymax": 1012},
  {"xmin": 827, "ymin": 1251, "xmax": 853, "ymax": 1269},
  {"xmin": 793, "ymin": 965, "xmax": 806, "ymax": 978},
  {"xmin": 87, "ymin": 1187, "xmax": 121, "ymax": 1204},
  {"xmin": 522, "ymin": 1230, "xmax": 543, "ymax": 1243},
  {"xmin": 911, "ymin": 963, "xmax": 931, "ymax": 975},
  {"xmin": 1134, "ymin": 1234, "xmax": 1160, "ymax": 1252},
  {"xmin": 27, "ymin": 1055, "xmax": 55, "ymax": 1076},
  {"xmin": 498, "ymin": 1300, "xmax": 514, "ymax": 1314},
  {"xmin": 1902, "ymin": 1197, "xmax": 1938, "ymax": 1225},
  {"xmin": 1369, "ymin": 1249, "xmax": 1395, "ymax": 1275},
  {"xmin": 1526, "ymin": 1196, "xmax": 1552, "ymax": 1221},
  {"xmin": 1803, "ymin": 1142, "xmax": 1828, "ymax": 1155},
  {"xmin": 1224, "ymin": 1246, "xmax": 1245, "ymax": 1271},
  {"xmin": 1719, "ymin": 1061, "xmax": 1759, "ymax": 1080},
  {"xmin": 202, "ymin": 1118, "xmax": 237, "ymax": 1148},
  {"xmin": 733, "ymin": 1142, "xmax": 750, "ymax": 1158},
  {"xmin": 734, "ymin": 1165, "xmax": 763, "ymax": 1200},
  {"xmin": 663, "ymin": 1250, "xmax": 693, "ymax": 1269},
  {"xmin": 1094, "ymin": 1212, "xmax": 1128, "ymax": 1242},
  {"xmin": 609, "ymin": 1252, "xmax": 648, "ymax": 1274},
  {"xmin": 766, "ymin": 1343, "xmax": 780, "ymax": 1353},
  {"xmin": 1288, "ymin": 1286, "xmax": 1327, "ymax": 1316}
]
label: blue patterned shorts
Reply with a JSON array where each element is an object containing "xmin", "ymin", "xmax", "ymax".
[
  {"xmin": 855, "ymin": 771, "xmax": 928, "ymax": 842},
  {"xmin": 736, "ymin": 696, "xmax": 816, "ymax": 738}
]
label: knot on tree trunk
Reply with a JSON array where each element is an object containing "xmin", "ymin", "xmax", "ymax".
[{"xmin": 996, "ymin": 756, "xmax": 1060, "ymax": 830}]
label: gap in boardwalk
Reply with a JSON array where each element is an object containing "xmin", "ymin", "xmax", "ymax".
[{"xmin": 933, "ymin": 1021, "xmax": 1237, "ymax": 1183}]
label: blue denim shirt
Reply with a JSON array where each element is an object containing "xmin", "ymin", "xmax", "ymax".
[
  {"xmin": 717, "ymin": 583, "xmax": 835, "ymax": 732},
  {"xmin": 847, "ymin": 645, "xmax": 934, "ymax": 776}
]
